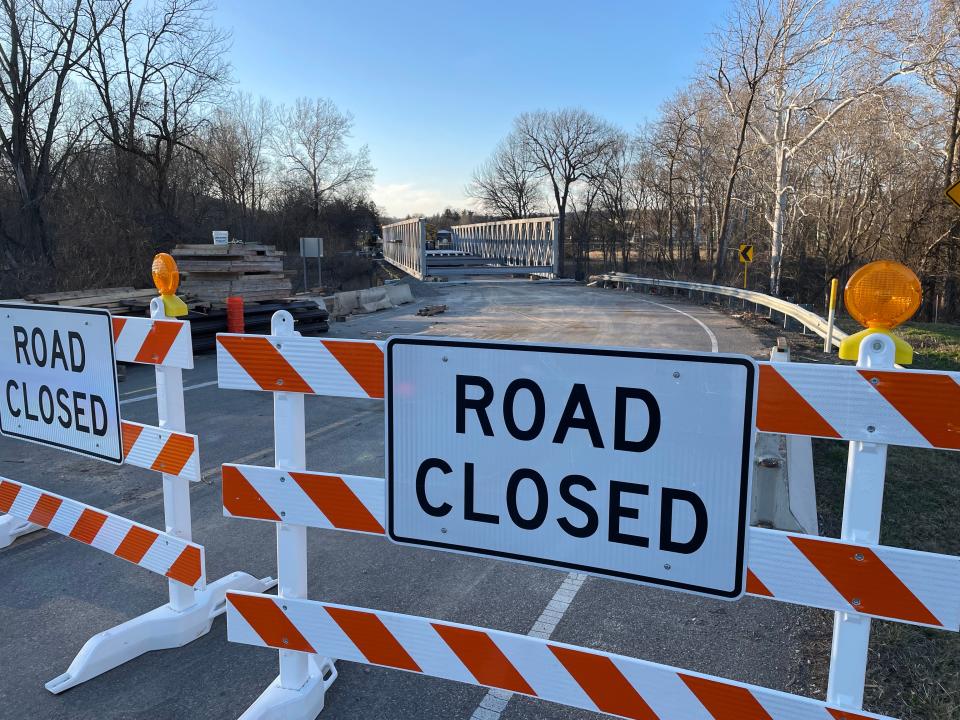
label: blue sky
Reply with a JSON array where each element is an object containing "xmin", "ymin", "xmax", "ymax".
[{"xmin": 212, "ymin": 1, "xmax": 729, "ymax": 216}]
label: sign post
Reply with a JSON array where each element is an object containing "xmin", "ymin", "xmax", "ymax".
[
  {"xmin": 0, "ymin": 304, "xmax": 122, "ymax": 463},
  {"xmin": 739, "ymin": 244, "xmax": 754, "ymax": 290},
  {"xmin": 299, "ymin": 237, "xmax": 324, "ymax": 291},
  {"xmin": 386, "ymin": 337, "xmax": 757, "ymax": 599}
]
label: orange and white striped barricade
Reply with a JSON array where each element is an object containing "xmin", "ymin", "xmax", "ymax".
[
  {"xmin": 218, "ymin": 311, "xmax": 338, "ymax": 720},
  {"xmin": 216, "ymin": 315, "xmax": 960, "ymax": 719},
  {"xmin": 0, "ymin": 297, "xmax": 274, "ymax": 695},
  {"xmin": 0, "ymin": 310, "xmax": 198, "ymax": 548}
]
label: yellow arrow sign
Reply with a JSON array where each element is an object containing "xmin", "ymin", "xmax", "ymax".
[
  {"xmin": 946, "ymin": 180, "xmax": 960, "ymax": 209},
  {"xmin": 738, "ymin": 244, "xmax": 754, "ymax": 264}
]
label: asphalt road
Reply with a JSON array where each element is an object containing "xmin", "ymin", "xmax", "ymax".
[{"xmin": 0, "ymin": 281, "xmax": 808, "ymax": 720}]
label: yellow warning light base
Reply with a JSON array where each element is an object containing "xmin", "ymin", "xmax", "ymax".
[
  {"xmin": 838, "ymin": 328, "xmax": 913, "ymax": 365},
  {"xmin": 161, "ymin": 294, "xmax": 189, "ymax": 318}
]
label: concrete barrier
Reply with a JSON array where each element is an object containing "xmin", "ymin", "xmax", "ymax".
[
  {"xmin": 358, "ymin": 287, "xmax": 393, "ymax": 313},
  {"xmin": 333, "ymin": 291, "xmax": 360, "ymax": 316},
  {"xmin": 384, "ymin": 283, "xmax": 414, "ymax": 305}
]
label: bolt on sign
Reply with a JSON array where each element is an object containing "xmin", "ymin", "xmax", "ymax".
[
  {"xmin": 386, "ymin": 337, "xmax": 757, "ymax": 599},
  {"xmin": 739, "ymin": 244, "xmax": 754, "ymax": 263},
  {"xmin": 0, "ymin": 304, "xmax": 122, "ymax": 463}
]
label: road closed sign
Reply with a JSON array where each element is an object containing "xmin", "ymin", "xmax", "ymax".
[
  {"xmin": 386, "ymin": 337, "xmax": 757, "ymax": 599},
  {"xmin": 0, "ymin": 304, "xmax": 122, "ymax": 463}
]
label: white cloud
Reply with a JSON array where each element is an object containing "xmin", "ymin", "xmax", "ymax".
[{"xmin": 372, "ymin": 183, "xmax": 471, "ymax": 218}]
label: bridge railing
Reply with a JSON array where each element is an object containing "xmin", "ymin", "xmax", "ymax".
[
  {"xmin": 382, "ymin": 217, "xmax": 426, "ymax": 279},
  {"xmin": 451, "ymin": 217, "xmax": 558, "ymax": 275},
  {"xmin": 594, "ymin": 271, "xmax": 848, "ymax": 349}
]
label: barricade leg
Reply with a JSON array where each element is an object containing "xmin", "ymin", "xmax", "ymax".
[
  {"xmin": 0, "ymin": 513, "xmax": 41, "ymax": 548},
  {"xmin": 826, "ymin": 333, "xmax": 894, "ymax": 709},
  {"xmin": 45, "ymin": 571, "xmax": 271, "ymax": 694},
  {"xmin": 45, "ymin": 297, "xmax": 276, "ymax": 694},
  {"xmin": 240, "ymin": 310, "xmax": 335, "ymax": 719}
]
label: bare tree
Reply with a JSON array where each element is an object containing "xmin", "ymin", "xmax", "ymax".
[
  {"xmin": 915, "ymin": 0, "xmax": 960, "ymax": 315},
  {"xmin": 0, "ymin": 0, "xmax": 118, "ymax": 264},
  {"xmin": 84, "ymin": 0, "xmax": 229, "ymax": 242},
  {"xmin": 748, "ymin": 0, "xmax": 945, "ymax": 294},
  {"xmin": 205, "ymin": 92, "xmax": 272, "ymax": 240},
  {"xmin": 593, "ymin": 131, "xmax": 634, "ymax": 270},
  {"xmin": 466, "ymin": 133, "xmax": 541, "ymax": 218},
  {"xmin": 709, "ymin": 0, "xmax": 781, "ymax": 283},
  {"xmin": 514, "ymin": 108, "xmax": 619, "ymax": 277},
  {"xmin": 273, "ymin": 97, "xmax": 374, "ymax": 220}
]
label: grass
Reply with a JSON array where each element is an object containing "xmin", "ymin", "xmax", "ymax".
[
  {"xmin": 898, "ymin": 322, "xmax": 960, "ymax": 371},
  {"xmin": 807, "ymin": 320, "xmax": 960, "ymax": 719}
]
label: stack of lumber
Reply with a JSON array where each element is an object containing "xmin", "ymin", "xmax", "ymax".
[
  {"xmin": 25, "ymin": 286, "xmax": 157, "ymax": 315},
  {"xmin": 171, "ymin": 243, "xmax": 292, "ymax": 303},
  {"xmin": 187, "ymin": 299, "xmax": 329, "ymax": 353}
]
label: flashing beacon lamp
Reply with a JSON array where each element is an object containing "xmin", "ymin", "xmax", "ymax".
[
  {"xmin": 152, "ymin": 252, "xmax": 189, "ymax": 318},
  {"xmin": 838, "ymin": 260, "xmax": 921, "ymax": 365}
]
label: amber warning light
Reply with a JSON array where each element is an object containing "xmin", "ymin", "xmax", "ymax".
[
  {"xmin": 839, "ymin": 260, "xmax": 920, "ymax": 364},
  {"xmin": 152, "ymin": 252, "xmax": 188, "ymax": 317}
]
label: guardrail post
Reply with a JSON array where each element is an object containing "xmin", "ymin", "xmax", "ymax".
[{"xmin": 826, "ymin": 332, "xmax": 895, "ymax": 709}]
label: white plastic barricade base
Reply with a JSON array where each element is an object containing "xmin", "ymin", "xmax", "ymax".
[
  {"xmin": 0, "ymin": 513, "xmax": 41, "ymax": 548},
  {"xmin": 47, "ymin": 571, "xmax": 275, "ymax": 694},
  {"xmin": 239, "ymin": 655, "xmax": 338, "ymax": 720}
]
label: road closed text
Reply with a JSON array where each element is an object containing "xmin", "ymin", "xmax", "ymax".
[
  {"xmin": 387, "ymin": 338, "xmax": 756, "ymax": 599},
  {"xmin": 0, "ymin": 305, "xmax": 122, "ymax": 462},
  {"xmin": 5, "ymin": 326, "xmax": 110, "ymax": 436},
  {"xmin": 413, "ymin": 377, "xmax": 708, "ymax": 555}
]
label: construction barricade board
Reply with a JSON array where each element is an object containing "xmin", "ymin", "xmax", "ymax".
[
  {"xmin": 215, "ymin": 312, "xmax": 960, "ymax": 720},
  {"xmin": 0, "ymin": 297, "xmax": 274, "ymax": 696}
]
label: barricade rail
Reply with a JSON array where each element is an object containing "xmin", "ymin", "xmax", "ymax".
[
  {"xmin": 0, "ymin": 477, "xmax": 204, "ymax": 588},
  {"xmin": 111, "ymin": 316, "xmax": 194, "ymax": 369},
  {"xmin": 0, "ymin": 295, "xmax": 273, "ymax": 697},
  {"xmin": 121, "ymin": 420, "xmax": 200, "ymax": 481},
  {"xmin": 225, "ymin": 591, "xmax": 893, "ymax": 720},
  {"xmin": 215, "ymin": 321, "xmax": 960, "ymax": 719},
  {"xmin": 221, "ymin": 463, "xmax": 959, "ymax": 630},
  {"xmin": 593, "ymin": 272, "xmax": 848, "ymax": 349},
  {"xmin": 216, "ymin": 334, "xmax": 960, "ymax": 451}
]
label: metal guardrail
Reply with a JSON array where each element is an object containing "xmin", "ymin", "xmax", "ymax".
[{"xmin": 594, "ymin": 272, "xmax": 848, "ymax": 349}]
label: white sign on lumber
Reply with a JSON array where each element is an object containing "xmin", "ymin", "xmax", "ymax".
[
  {"xmin": 386, "ymin": 337, "xmax": 756, "ymax": 599},
  {"xmin": 0, "ymin": 304, "xmax": 122, "ymax": 463}
]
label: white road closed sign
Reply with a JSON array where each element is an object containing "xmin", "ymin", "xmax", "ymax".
[
  {"xmin": 0, "ymin": 304, "xmax": 122, "ymax": 463},
  {"xmin": 386, "ymin": 337, "xmax": 757, "ymax": 599}
]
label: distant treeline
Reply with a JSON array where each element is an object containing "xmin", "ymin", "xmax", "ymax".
[
  {"xmin": 464, "ymin": 0, "xmax": 960, "ymax": 319},
  {"xmin": 0, "ymin": 1, "xmax": 379, "ymax": 297}
]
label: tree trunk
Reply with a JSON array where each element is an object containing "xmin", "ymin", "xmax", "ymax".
[{"xmin": 769, "ymin": 148, "xmax": 789, "ymax": 295}]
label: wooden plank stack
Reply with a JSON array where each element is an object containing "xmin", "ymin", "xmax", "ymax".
[
  {"xmin": 171, "ymin": 243, "xmax": 292, "ymax": 303},
  {"xmin": 25, "ymin": 287, "xmax": 158, "ymax": 314}
]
